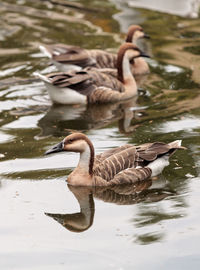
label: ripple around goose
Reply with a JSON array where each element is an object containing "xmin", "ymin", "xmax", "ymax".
[
  {"xmin": 39, "ymin": 25, "xmax": 150, "ymax": 76},
  {"xmin": 35, "ymin": 43, "xmax": 149, "ymax": 105},
  {"xmin": 45, "ymin": 183, "xmax": 172, "ymax": 233},
  {"xmin": 45, "ymin": 132, "xmax": 186, "ymax": 186}
]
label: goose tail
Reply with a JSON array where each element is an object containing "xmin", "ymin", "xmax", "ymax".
[
  {"xmin": 33, "ymin": 72, "xmax": 51, "ymax": 83},
  {"xmin": 168, "ymin": 140, "xmax": 187, "ymax": 152},
  {"xmin": 39, "ymin": 45, "xmax": 52, "ymax": 58},
  {"xmin": 148, "ymin": 139, "xmax": 186, "ymax": 177},
  {"xmin": 168, "ymin": 140, "xmax": 186, "ymax": 149}
]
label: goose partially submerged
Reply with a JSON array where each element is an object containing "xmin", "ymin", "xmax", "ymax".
[
  {"xmin": 45, "ymin": 133, "xmax": 185, "ymax": 186},
  {"xmin": 35, "ymin": 43, "xmax": 149, "ymax": 105},
  {"xmin": 39, "ymin": 25, "xmax": 150, "ymax": 75}
]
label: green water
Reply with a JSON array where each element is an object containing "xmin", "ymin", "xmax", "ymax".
[{"xmin": 0, "ymin": 0, "xmax": 200, "ymax": 269}]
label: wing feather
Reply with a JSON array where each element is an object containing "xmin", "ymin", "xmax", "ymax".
[{"xmin": 109, "ymin": 167, "xmax": 152, "ymax": 185}]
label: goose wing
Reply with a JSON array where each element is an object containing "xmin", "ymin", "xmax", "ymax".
[
  {"xmin": 41, "ymin": 44, "xmax": 117, "ymax": 69},
  {"xmin": 95, "ymin": 144, "xmax": 133, "ymax": 165},
  {"xmin": 43, "ymin": 44, "xmax": 96, "ymax": 68},
  {"xmin": 89, "ymin": 49, "xmax": 117, "ymax": 69},
  {"xmin": 85, "ymin": 68, "xmax": 124, "ymax": 92},
  {"xmin": 94, "ymin": 146, "xmax": 139, "ymax": 181},
  {"xmin": 94, "ymin": 140, "xmax": 185, "ymax": 182},
  {"xmin": 96, "ymin": 68, "xmax": 117, "ymax": 77},
  {"xmin": 109, "ymin": 167, "xmax": 152, "ymax": 185},
  {"xmin": 45, "ymin": 69, "xmax": 124, "ymax": 98},
  {"xmin": 46, "ymin": 71, "xmax": 96, "ymax": 96},
  {"xmin": 136, "ymin": 141, "xmax": 185, "ymax": 166}
]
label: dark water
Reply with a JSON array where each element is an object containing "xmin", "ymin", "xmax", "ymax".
[{"xmin": 0, "ymin": 0, "xmax": 200, "ymax": 269}]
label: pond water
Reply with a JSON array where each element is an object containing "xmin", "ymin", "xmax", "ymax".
[{"xmin": 0, "ymin": 0, "xmax": 200, "ymax": 269}]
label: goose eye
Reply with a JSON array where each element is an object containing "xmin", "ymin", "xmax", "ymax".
[{"xmin": 130, "ymin": 57, "xmax": 135, "ymax": 64}]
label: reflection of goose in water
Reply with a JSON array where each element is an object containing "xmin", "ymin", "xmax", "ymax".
[
  {"xmin": 45, "ymin": 183, "xmax": 173, "ymax": 233},
  {"xmin": 36, "ymin": 97, "xmax": 145, "ymax": 138},
  {"xmin": 36, "ymin": 103, "xmax": 122, "ymax": 138},
  {"xmin": 46, "ymin": 187, "xmax": 95, "ymax": 233}
]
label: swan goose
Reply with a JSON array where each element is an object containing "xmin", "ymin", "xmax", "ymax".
[
  {"xmin": 45, "ymin": 133, "xmax": 185, "ymax": 186},
  {"xmin": 39, "ymin": 25, "xmax": 150, "ymax": 76},
  {"xmin": 35, "ymin": 43, "xmax": 149, "ymax": 105}
]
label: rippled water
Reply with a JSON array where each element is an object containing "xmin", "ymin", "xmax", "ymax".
[{"xmin": 0, "ymin": 0, "xmax": 200, "ymax": 269}]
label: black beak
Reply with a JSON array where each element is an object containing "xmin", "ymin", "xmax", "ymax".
[
  {"xmin": 134, "ymin": 49, "xmax": 150, "ymax": 59},
  {"xmin": 143, "ymin": 33, "xmax": 150, "ymax": 39},
  {"xmin": 45, "ymin": 141, "xmax": 64, "ymax": 155},
  {"xmin": 140, "ymin": 51, "xmax": 150, "ymax": 58}
]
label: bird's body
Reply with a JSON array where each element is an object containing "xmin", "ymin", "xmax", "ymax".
[
  {"xmin": 45, "ymin": 133, "xmax": 185, "ymax": 186},
  {"xmin": 40, "ymin": 25, "xmax": 150, "ymax": 76},
  {"xmin": 36, "ymin": 43, "xmax": 149, "ymax": 105}
]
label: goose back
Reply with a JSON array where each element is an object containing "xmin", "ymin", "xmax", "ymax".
[
  {"xmin": 51, "ymin": 46, "xmax": 148, "ymax": 76},
  {"xmin": 89, "ymin": 49, "xmax": 116, "ymax": 69},
  {"xmin": 45, "ymin": 68, "xmax": 125, "ymax": 98},
  {"xmin": 93, "ymin": 141, "xmax": 185, "ymax": 184},
  {"xmin": 49, "ymin": 44, "xmax": 96, "ymax": 67}
]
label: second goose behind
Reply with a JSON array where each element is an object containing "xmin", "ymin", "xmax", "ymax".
[{"xmin": 35, "ymin": 43, "xmax": 149, "ymax": 105}]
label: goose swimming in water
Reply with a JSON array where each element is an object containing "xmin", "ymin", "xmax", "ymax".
[
  {"xmin": 45, "ymin": 133, "xmax": 185, "ymax": 186},
  {"xmin": 35, "ymin": 43, "xmax": 149, "ymax": 105},
  {"xmin": 39, "ymin": 25, "xmax": 150, "ymax": 76}
]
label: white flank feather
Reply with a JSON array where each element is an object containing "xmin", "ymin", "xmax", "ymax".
[{"xmin": 148, "ymin": 155, "xmax": 170, "ymax": 177}]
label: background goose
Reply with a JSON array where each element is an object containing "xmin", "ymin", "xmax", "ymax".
[
  {"xmin": 39, "ymin": 25, "xmax": 150, "ymax": 76},
  {"xmin": 45, "ymin": 133, "xmax": 186, "ymax": 186},
  {"xmin": 35, "ymin": 43, "xmax": 149, "ymax": 105}
]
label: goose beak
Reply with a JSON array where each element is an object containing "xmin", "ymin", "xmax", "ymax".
[
  {"xmin": 137, "ymin": 50, "xmax": 150, "ymax": 59},
  {"xmin": 143, "ymin": 33, "xmax": 150, "ymax": 39},
  {"xmin": 140, "ymin": 52, "xmax": 150, "ymax": 58},
  {"xmin": 45, "ymin": 141, "xmax": 64, "ymax": 155}
]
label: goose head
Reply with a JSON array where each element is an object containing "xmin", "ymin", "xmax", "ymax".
[
  {"xmin": 45, "ymin": 133, "xmax": 95, "ymax": 175},
  {"xmin": 45, "ymin": 133, "xmax": 94, "ymax": 154},
  {"xmin": 126, "ymin": 25, "xmax": 150, "ymax": 43},
  {"xmin": 117, "ymin": 43, "xmax": 149, "ymax": 83}
]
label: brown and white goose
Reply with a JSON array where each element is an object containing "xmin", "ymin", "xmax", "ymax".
[
  {"xmin": 39, "ymin": 25, "xmax": 150, "ymax": 76},
  {"xmin": 45, "ymin": 133, "xmax": 185, "ymax": 186},
  {"xmin": 35, "ymin": 43, "xmax": 149, "ymax": 105}
]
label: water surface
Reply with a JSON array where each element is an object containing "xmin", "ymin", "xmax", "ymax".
[{"xmin": 0, "ymin": 0, "xmax": 200, "ymax": 269}]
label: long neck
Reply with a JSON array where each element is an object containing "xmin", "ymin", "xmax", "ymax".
[
  {"xmin": 122, "ymin": 55, "xmax": 134, "ymax": 82},
  {"xmin": 117, "ymin": 52, "xmax": 136, "ymax": 87},
  {"xmin": 117, "ymin": 51, "xmax": 132, "ymax": 83},
  {"xmin": 77, "ymin": 141, "xmax": 94, "ymax": 175}
]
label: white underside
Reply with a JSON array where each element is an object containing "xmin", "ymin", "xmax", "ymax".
[
  {"xmin": 147, "ymin": 155, "xmax": 170, "ymax": 177},
  {"xmin": 45, "ymin": 83, "xmax": 87, "ymax": 105},
  {"xmin": 34, "ymin": 72, "xmax": 87, "ymax": 104}
]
